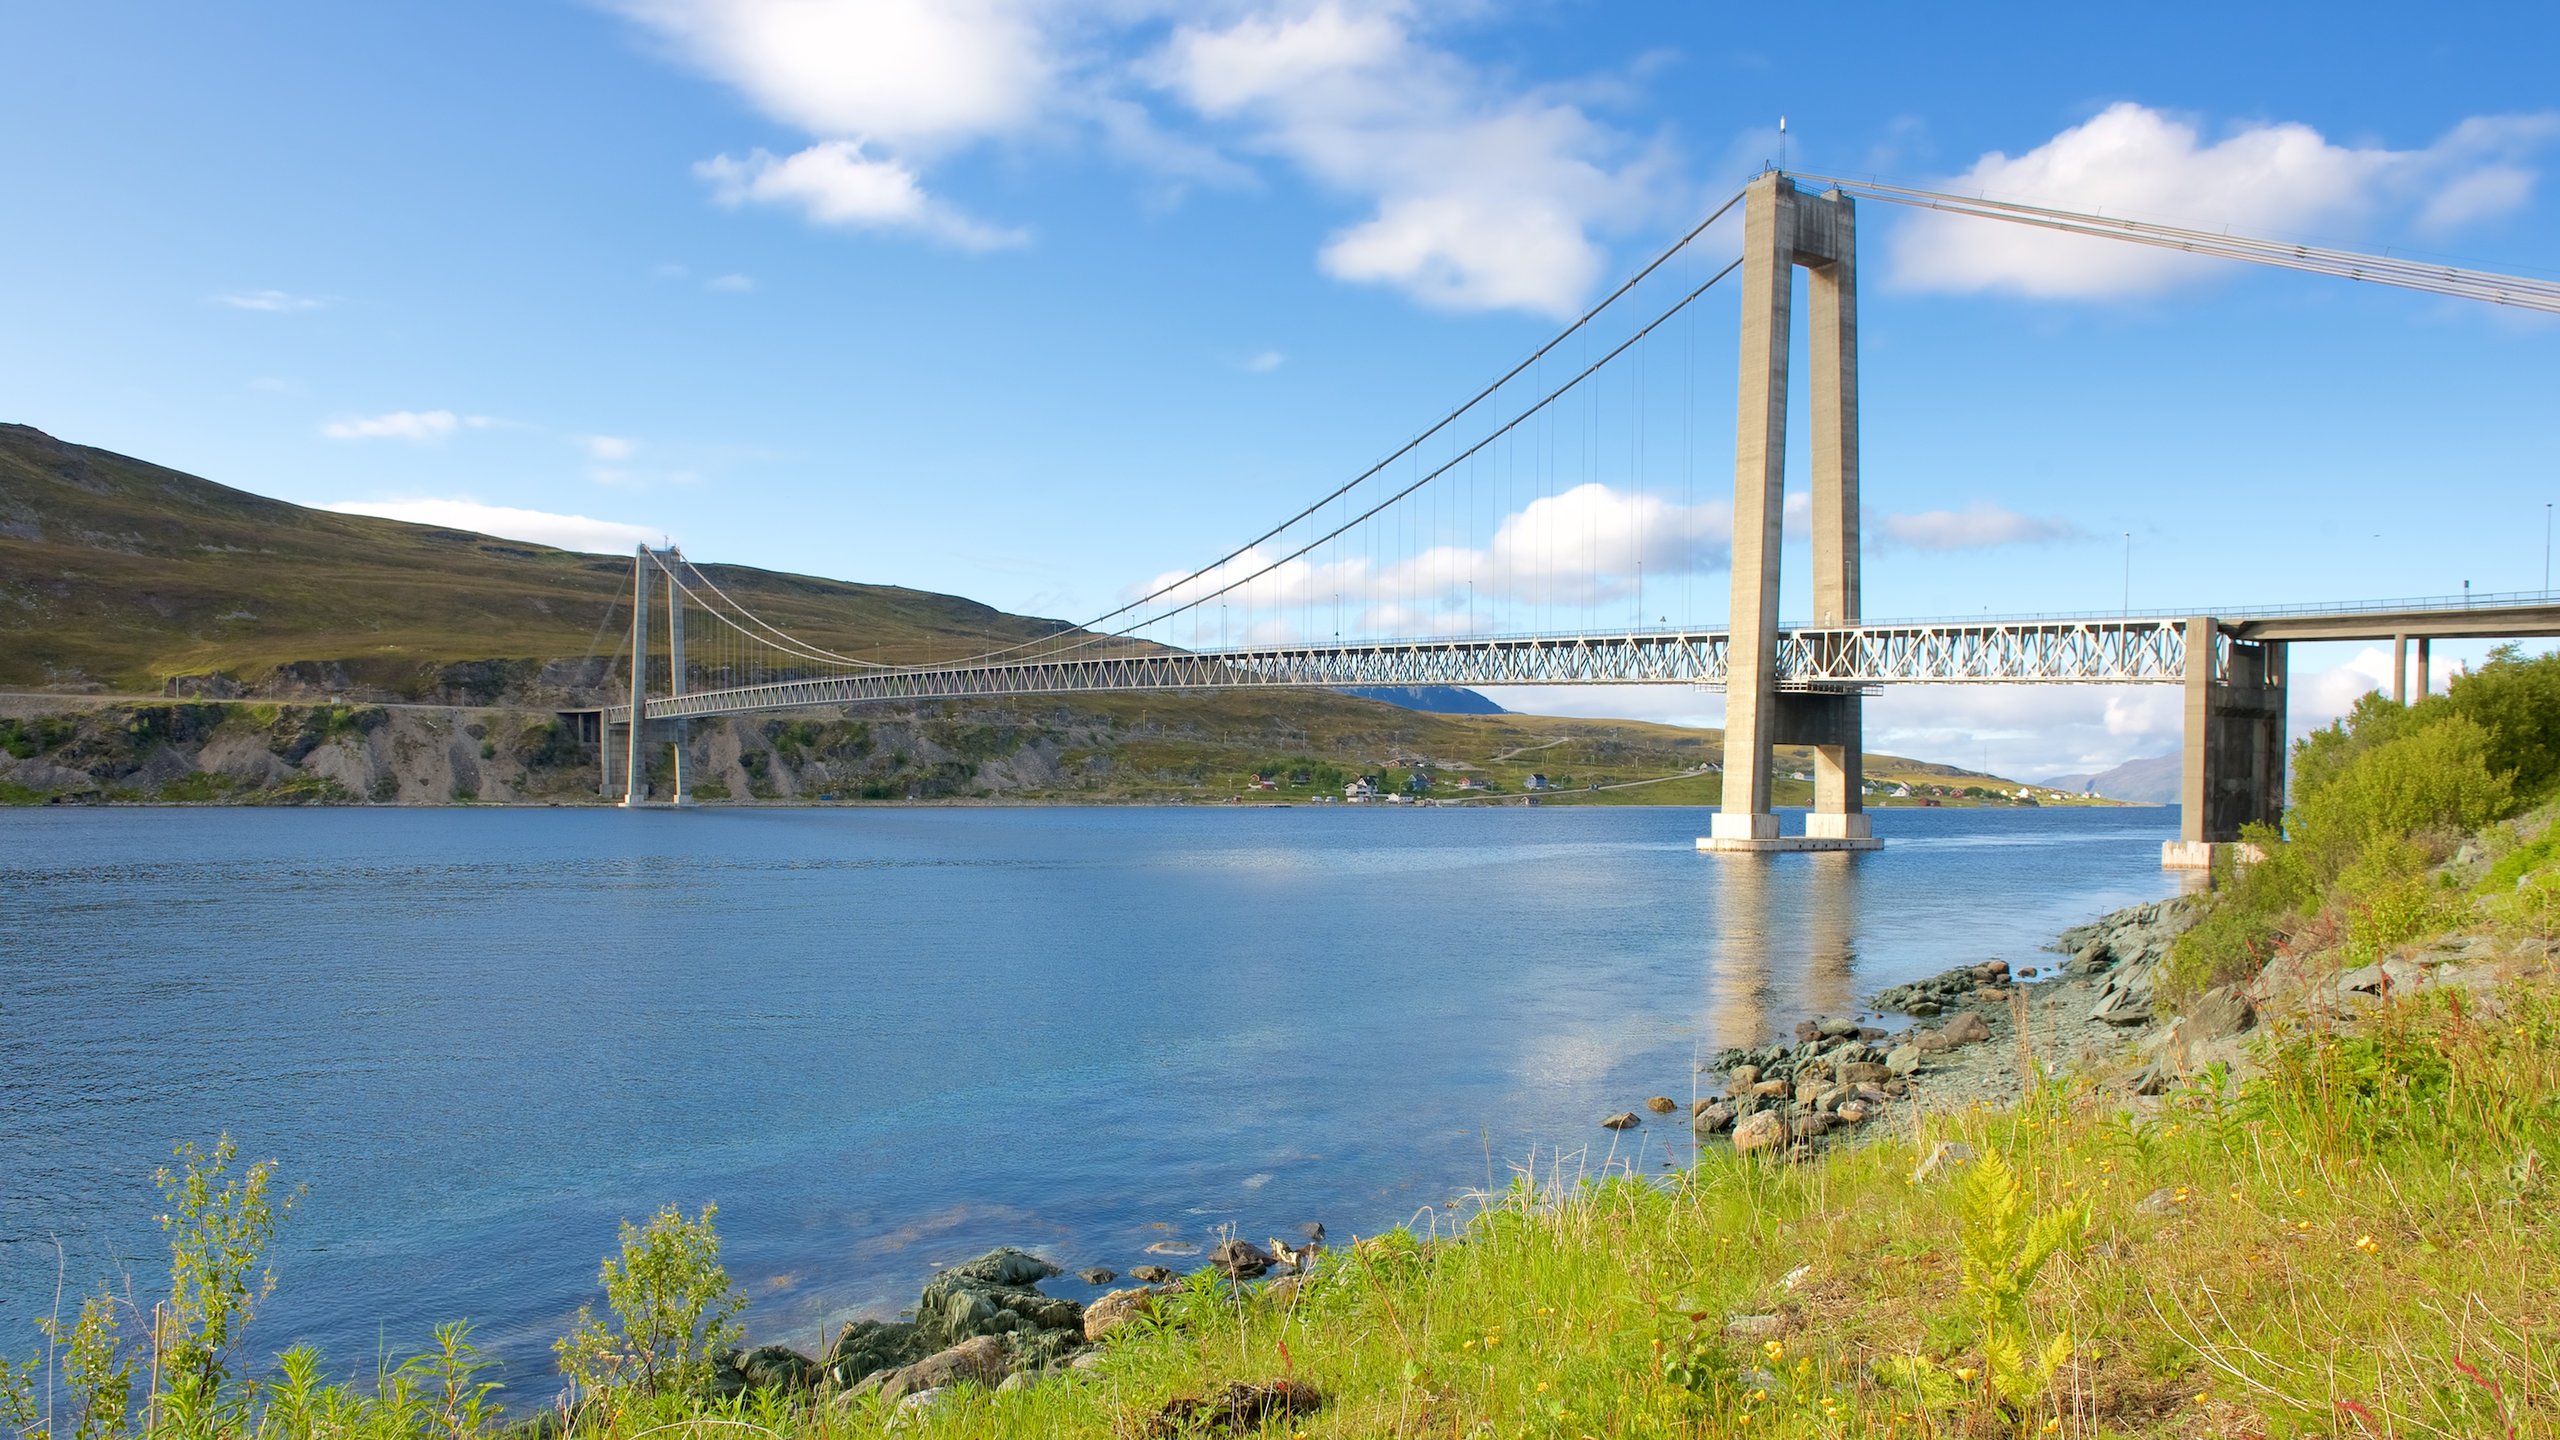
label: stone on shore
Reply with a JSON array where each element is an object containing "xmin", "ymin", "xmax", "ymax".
[
  {"xmin": 2187, "ymin": 985, "xmax": 2257, "ymax": 1041},
  {"xmin": 1130, "ymin": 1265, "xmax": 1175, "ymax": 1284},
  {"xmin": 1731, "ymin": 1111, "xmax": 1787, "ymax": 1154},
  {"xmin": 915, "ymin": 1248, "xmax": 1082, "ymax": 1353},
  {"xmin": 1644, "ymin": 1095, "xmax": 1679, "ymax": 1114},
  {"xmin": 830, "ymin": 1320, "xmax": 928, "ymax": 1390},
  {"xmin": 1886, "ymin": 1044, "xmax": 1923, "ymax": 1077},
  {"xmin": 853, "ymin": 1335, "xmax": 1012, "ymax": 1404},
  {"xmin": 1691, "ymin": 1101, "xmax": 1736, "ymax": 1135},
  {"xmin": 1208, "ymin": 1239, "xmax": 1273, "ymax": 1279},
  {"xmin": 1940, "ymin": 1012, "xmax": 1992, "ymax": 1046},
  {"xmin": 1600, "ymin": 1111, "xmax": 1640, "ymax": 1130},
  {"xmin": 1077, "ymin": 1267, "xmax": 1116, "ymax": 1285},
  {"xmin": 1083, "ymin": 1286, "xmax": 1165, "ymax": 1343}
]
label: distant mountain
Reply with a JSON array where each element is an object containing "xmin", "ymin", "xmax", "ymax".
[
  {"xmin": 1335, "ymin": 685, "xmax": 1508, "ymax": 715},
  {"xmin": 2042, "ymin": 753, "xmax": 2180, "ymax": 804}
]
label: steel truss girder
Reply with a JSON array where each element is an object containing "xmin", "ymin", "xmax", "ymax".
[{"xmin": 603, "ymin": 618, "xmax": 2193, "ymax": 724}]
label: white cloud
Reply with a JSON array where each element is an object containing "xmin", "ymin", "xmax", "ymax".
[
  {"xmin": 1155, "ymin": 3, "xmax": 1670, "ymax": 317},
  {"xmin": 618, "ymin": 0, "xmax": 1047, "ymax": 252},
  {"xmin": 1244, "ymin": 349, "xmax": 1286, "ymax": 373},
  {"xmin": 2418, "ymin": 165, "xmax": 2534, "ymax": 232},
  {"xmin": 1875, "ymin": 502, "xmax": 2083, "ymax": 552},
  {"xmin": 1133, "ymin": 482, "xmax": 1809, "ymax": 642},
  {"xmin": 613, "ymin": 0, "xmax": 1051, "ymax": 147},
  {"xmin": 213, "ymin": 289, "xmax": 328, "ymax": 312},
  {"xmin": 706, "ymin": 272, "xmax": 757, "ymax": 292},
  {"xmin": 1894, "ymin": 103, "xmax": 2560, "ymax": 299},
  {"xmin": 585, "ymin": 435, "xmax": 637, "ymax": 462},
  {"xmin": 696, "ymin": 142, "xmax": 1028, "ymax": 250},
  {"xmin": 2291, "ymin": 646, "xmax": 2399, "ymax": 731},
  {"xmin": 322, "ymin": 498, "xmax": 660, "ymax": 555},
  {"xmin": 319, "ymin": 410, "xmax": 493, "ymax": 443},
  {"xmin": 614, "ymin": 1, "xmax": 1672, "ymax": 311}
]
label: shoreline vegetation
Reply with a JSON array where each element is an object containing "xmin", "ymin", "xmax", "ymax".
[{"xmin": 12, "ymin": 654, "xmax": 2560, "ymax": 1437}]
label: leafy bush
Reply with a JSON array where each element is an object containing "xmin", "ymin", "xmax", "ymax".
[
  {"xmin": 151, "ymin": 1137, "xmax": 297, "ymax": 1437},
  {"xmin": 554, "ymin": 1204, "xmax": 744, "ymax": 1402},
  {"xmin": 2168, "ymin": 655, "xmax": 2553, "ymax": 996}
]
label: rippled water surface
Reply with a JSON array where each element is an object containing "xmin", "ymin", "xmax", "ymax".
[{"xmin": 0, "ymin": 803, "xmax": 2179, "ymax": 1388}]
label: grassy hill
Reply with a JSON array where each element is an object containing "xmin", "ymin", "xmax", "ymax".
[{"xmin": 0, "ymin": 423, "xmax": 1069, "ymax": 696}]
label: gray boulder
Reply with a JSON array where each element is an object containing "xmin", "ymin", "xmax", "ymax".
[
  {"xmin": 1208, "ymin": 1239, "xmax": 1273, "ymax": 1280},
  {"xmin": 830, "ymin": 1320, "xmax": 927, "ymax": 1390},
  {"xmin": 2186, "ymin": 985, "xmax": 2256, "ymax": 1041},
  {"xmin": 915, "ymin": 1249, "xmax": 1082, "ymax": 1352}
]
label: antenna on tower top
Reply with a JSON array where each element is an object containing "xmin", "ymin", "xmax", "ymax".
[{"xmin": 1778, "ymin": 116, "xmax": 1788, "ymax": 173}]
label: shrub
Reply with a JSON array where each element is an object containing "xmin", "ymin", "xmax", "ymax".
[
  {"xmin": 554, "ymin": 1204, "xmax": 744, "ymax": 1402},
  {"xmin": 2446, "ymin": 643, "xmax": 2560, "ymax": 800},
  {"xmin": 150, "ymin": 1137, "xmax": 296, "ymax": 1437}
]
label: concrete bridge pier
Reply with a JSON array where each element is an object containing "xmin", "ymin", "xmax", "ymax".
[
  {"xmin": 1701, "ymin": 172, "xmax": 1879, "ymax": 854},
  {"xmin": 2162, "ymin": 615, "xmax": 2288, "ymax": 869}
]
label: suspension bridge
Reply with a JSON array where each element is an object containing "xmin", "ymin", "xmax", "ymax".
[{"xmin": 583, "ymin": 171, "xmax": 2560, "ymax": 866}]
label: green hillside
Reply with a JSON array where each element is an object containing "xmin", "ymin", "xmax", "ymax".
[{"xmin": 0, "ymin": 423, "xmax": 1068, "ymax": 695}]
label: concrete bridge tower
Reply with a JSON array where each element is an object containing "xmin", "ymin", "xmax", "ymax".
[{"xmin": 1702, "ymin": 173, "xmax": 1881, "ymax": 853}]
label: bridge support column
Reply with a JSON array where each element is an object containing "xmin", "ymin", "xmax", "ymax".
[
  {"xmin": 2393, "ymin": 634, "xmax": 2407, "ymax": 704},
  {"xmin": 667, "ymin": 558, "xmax": 692, "ymax": 806},
  {"xmin": 2163, "ymin": 615, "xmax": 2287, "ymax": 869},
  {"xmin": 1701, "ymin": 172, "xmax": 1878, "ymax": 854},
  {"xmin": 623, "ymin": 546, "xmax": 650, "ymax": 807}
]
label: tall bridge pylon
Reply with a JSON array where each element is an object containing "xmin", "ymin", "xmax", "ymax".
[{"xmin": 1703, "ymin": 173, "xmax": 1876, "ymax": 852}]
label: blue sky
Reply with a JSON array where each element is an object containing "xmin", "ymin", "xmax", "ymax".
[{"xmin": 5, "ymin": 1, "xmax": 2556, "ymax": 776}]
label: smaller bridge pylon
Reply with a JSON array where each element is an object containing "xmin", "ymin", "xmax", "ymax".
[{"xmin": 610, "ymin": 544, "xmax": 691, "ymax": 807}]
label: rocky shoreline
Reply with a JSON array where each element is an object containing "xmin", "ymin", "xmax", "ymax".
[
  {"xmin": 650, "ymin": 896, "xmax": 2216, "ymax": 1424},
  {"xmin": 1665, "ymin": 895, "xmax": 2209, "ymax": 1156}
]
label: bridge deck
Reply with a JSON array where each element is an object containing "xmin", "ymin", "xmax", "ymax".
[{"xmin": 596, "ymin": 596, "xmax": 2560, "ymax": 725}]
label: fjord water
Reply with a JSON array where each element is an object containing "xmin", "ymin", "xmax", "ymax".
[{"xmin": 1, "ymin": 804, "xmax": 2177, "ymax": 1389}]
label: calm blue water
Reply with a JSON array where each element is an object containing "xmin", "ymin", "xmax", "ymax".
[{"xmin": 0, "ymin": 804, "xmax": 2177, "ymax": 1392}]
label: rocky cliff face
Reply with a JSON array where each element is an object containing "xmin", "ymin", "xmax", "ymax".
[{"xmin": 0, "ymin": 700, "xmax": 1159, "ymax": 806}]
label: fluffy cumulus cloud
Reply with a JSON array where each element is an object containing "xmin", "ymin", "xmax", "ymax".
[
  {"xmin": 695, "ymin": 141, "xmax": 1028, "ymax": 249},
  {"xmin": 1132, "ymin": 483, "xmax": 1807, "ymax": 643},
  {"xmin": 1155, "ymin": 2, "xmax": 1669, "ymax": 316},
  {"xmin": 612, "ymin": 0, "xmax": 1671, "ymax": 314},
  {"xmin": 322, "ymin": 498, "xmax": 660, "ymax": 555},
  {"xmin": 1895, "ymin": 103, "xmax": 2560, "ymax": 299},
  {"xmin": 619, "ymin": 0, "xmax": 1049, "ymax": 249},
  {"xmin": 1876, "ymin": 502, "xmax": 2083, "ymax": 552},
  {"xmin": 319, "ymin": 410, "xmax": 493, "ymax": 443}
]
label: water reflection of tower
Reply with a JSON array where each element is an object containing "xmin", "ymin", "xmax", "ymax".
[
  {"xmin": 1802, "ymin": 853, "xmax": 1862, "ymax": 1020},
  {"xmin": 1704, "ymin": 858, "xmax": 1775, "ymax": 1052},
  {"xmin": 1704, "ymin": 854, "xmax": 1866, "ymax": 1053}
]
